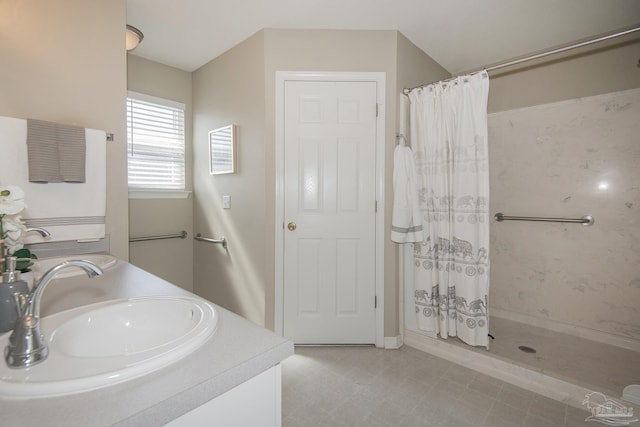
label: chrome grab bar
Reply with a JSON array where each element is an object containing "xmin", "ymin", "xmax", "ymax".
[
  {"xmin": 194, "ymin": 233, "xmax": 227, "ymax": 248},
  {"xmin": 129, "ymin": 230, "xmax": 188, "ymax": 242},
  {"xmin": 494, "ymin": 213, "xmax": 594, "ymax": 226}
]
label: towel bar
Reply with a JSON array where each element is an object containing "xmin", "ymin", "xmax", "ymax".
[
  {"xmin": 129, "ymin": 230, "xmax": 187, "ymax": 242},
  {"xmin": 494, "ymin": 213, "xmax": 594, "ymax": 226},
  {"xmin": 194, "ymin": 233, "xmax": 227, "ymax": 249}
]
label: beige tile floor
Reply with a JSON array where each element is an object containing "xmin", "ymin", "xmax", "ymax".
[{"xmin": 282, "ymin": 345, "xmax": 637, "ymax": 427}]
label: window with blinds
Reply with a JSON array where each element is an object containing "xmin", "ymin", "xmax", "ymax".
[{"xmin": 127, "ymin": 91, "xmax": 185, "ymax": 190}]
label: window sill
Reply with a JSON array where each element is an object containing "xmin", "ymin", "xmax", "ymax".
[{"xmin": 128, "ymin": 190, "xmax": 192, "ymax": 200}]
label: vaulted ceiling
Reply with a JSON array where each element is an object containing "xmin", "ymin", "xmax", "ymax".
[{"xmin": 127, "ymin": 0, "xmax": 640, "ymax": 73}]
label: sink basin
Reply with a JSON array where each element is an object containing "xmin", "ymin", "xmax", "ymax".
[
  {"xmin": 32, "ymin": 254, "xmax": 117, "ymax": 280},
  {"xmin": 0, "ymin": 296, "xmax": 217, "ymax": 399}
]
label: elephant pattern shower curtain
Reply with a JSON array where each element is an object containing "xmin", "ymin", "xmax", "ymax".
[{"xmin": 408, "ymin": 71, "xmax": 490, "ymax": 348}]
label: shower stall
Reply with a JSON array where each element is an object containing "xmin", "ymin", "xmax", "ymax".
[{"xmin": 403, "ymin": 86, "xmax": 640, "ymax": 408}]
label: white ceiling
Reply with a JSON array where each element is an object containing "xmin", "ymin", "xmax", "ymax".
[{"xmin": 126, "ymin": 0, "xmax": 640, "ymax": 73}]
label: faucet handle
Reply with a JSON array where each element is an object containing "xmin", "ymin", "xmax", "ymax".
[{"xmin": 25, "ymin": 227, "xmax": 51, "ymax": 238}]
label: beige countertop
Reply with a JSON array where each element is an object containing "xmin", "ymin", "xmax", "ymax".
[{"xmin": 0, "ymin": 259, "xmax": 294, "ymax": 426}]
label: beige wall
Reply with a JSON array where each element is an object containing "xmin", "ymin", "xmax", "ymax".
[
  {"xmin": 191, "ymin": 28, "xmax": 450, "ymax": 337},
  {"xmin": 127, "ymin": 55, "xmax": 194, "ymax": 291},
  {"xmin": 192, "ymin": 31, "xmax": 267, "ymax": 325},
  {"xmin": 396, "ymin": 32, "xmax": 451, "ymax": 94},
  {"xmin": 0, "ymin": 0, "xmax": 129, "ymax": 259},
  {"xmin": 488, "ymin": 33, "xmax": 640, "ymax": 112}
]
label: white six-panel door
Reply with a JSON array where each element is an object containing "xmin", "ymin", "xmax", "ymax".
[{"xmin": 282, "ymin": 80, "xmax": 377, "ymax": 344}]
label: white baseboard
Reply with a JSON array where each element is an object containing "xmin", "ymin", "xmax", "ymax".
[
  {"xmin": 384, "ymin": 335, "xmax": 403, "ymax": 349},
  {"xmin": 491, "ymin": 307, "xmax": 640, "ymax": 353}
]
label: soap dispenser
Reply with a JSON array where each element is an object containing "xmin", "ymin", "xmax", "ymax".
[{"xmin": 0, "ymin": 256, "xmax": 30, "ymax": 333}]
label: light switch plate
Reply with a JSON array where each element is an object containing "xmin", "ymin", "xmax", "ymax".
[{"xmin": 222, "ymin": 195, "xmax": 231, "ymax": 209}]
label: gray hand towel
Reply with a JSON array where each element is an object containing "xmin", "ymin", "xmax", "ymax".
[
  {"xmin": 27, "ymin": 119, "xmax": 85, "ymax": 183},
  {"xmin": 57, "ymin": 124, "xmax": 86, "ymax": 182},
  {"xmin": 27, "ymin": 119, "xmax": 62, "ymax": 182}
]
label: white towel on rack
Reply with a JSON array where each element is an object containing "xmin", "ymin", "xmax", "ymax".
[
  {"xmin": 391, "ymin": 144, "xmax": 423, "ymax": 243},
  {"xmin": 0, "ymin": 116, "xmax": 106, "ymax": 244}
]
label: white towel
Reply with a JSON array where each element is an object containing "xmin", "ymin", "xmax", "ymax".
[
  {"xmin": 391, "ymin": 144, "xmax": 423, "ymax": 243},
  {"xmin": 0, "ymin": 116, "xmax": 106, "ymax": 244}
]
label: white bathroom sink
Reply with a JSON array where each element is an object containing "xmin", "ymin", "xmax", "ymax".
[
  {"xmin": 0, "ymin": 296, "xmax": 217, "ymax": 399},
  {"xmin": 32, "ymin": 253, "xmax": 117, "ymax": 280}
]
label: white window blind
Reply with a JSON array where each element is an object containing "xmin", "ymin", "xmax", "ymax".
[{"xmin": 127, "ymin": 91, "xmax": 185, "ymax": 190}]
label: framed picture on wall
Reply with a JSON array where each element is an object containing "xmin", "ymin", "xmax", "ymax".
[{"xmin": 209, "ymin": 125, "xmax": 236, "ymax": 175}]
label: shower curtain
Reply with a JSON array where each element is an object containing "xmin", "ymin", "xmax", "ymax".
[{"xmin": 407, "ymin": 71, "xmax": 490, "ymax": 348}]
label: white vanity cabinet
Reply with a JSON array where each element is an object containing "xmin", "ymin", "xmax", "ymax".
[
  {"xmin": 0, "ymin": 260, "xmax": 293, "ymax": 427},
  {"xmin": 166, "ymin": 365, "xmax": 282, "ymax": 427}
]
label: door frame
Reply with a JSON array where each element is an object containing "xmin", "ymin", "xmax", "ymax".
[{"xmin": 274, "ymin": 71, "xmax": 386, "ymax": 347}]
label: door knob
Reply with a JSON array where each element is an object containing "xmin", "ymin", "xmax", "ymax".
[{"xmin": 287, "ymin": 222, "xmax": 297, "ymax": 231}]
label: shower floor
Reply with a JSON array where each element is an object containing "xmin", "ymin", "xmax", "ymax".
[
  {"xmin": 405, "ymin": 315, "xmax": 640, "ymax": 407},
  {"xmin": 447, "ymin": 316, "xmax": 640, "ymax": 397}
]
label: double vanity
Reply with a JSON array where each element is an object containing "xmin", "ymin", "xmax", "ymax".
[{"xmin": 0, "ymin": 256, "xmax": 293, "ymax": 426}]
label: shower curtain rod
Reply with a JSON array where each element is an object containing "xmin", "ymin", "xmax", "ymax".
[{"xmin": 403, "ymin": 25, "xmax": 640, "ymax": 95}]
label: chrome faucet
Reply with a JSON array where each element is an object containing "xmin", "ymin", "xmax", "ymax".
[
  {"xmin": 4, "ymin": 260, "xmax": 104, "ymax": 368},
  {"xmin": 25, "ymin": 227, "xmax": 51, "ymax": 238}
]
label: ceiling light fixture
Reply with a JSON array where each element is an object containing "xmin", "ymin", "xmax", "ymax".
[{"xmin": 126, "ymin": 25, "xmax": 144, "ymax": 51}]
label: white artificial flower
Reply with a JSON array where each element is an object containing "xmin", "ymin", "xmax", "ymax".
[
  {"xmin": 3, "ymin": 214, "xmax": 26, "ymax": 254},
  {"xmin": 0, "ymin": 185, "xmax": 26, "ymax": 215}
]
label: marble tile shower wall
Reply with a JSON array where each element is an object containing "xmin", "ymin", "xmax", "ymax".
[{"xmin": 488, "ymin": 88, "xmax": 640, "ymax": 343}]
